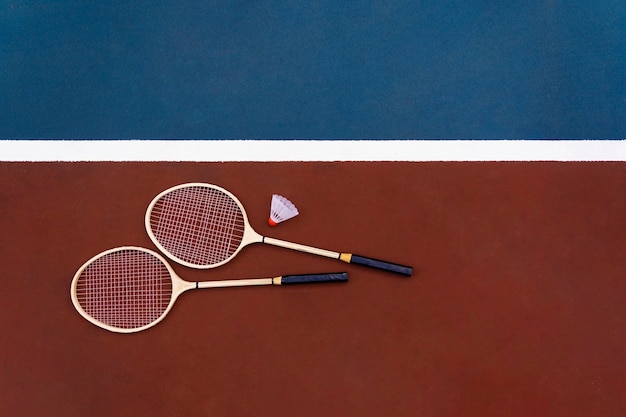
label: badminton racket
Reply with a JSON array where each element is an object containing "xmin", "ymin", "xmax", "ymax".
[
  {"xmin": 145, "ymin": 183, "xmax": 413, "ymax": 276},
  {"xmin": 70, "ymin": 246, "xmax": 348, "ymax": 333}
]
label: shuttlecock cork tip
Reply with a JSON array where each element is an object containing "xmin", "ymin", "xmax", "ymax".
[{"xmin": 269, "ymin": 194, "xmax": 299, "ymax": 226}]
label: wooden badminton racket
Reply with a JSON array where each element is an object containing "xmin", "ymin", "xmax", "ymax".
[
  {"xmin": 145, "ymin": 183, "xmax": 413, "ymax": 276},
  {"xmin": 70, "ymin": 246, "xmax": 348, "ymax": 333}
]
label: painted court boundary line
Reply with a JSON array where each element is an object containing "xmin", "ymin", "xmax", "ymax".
[{"xmin": 1, "ymin": 140, "xmax": 625, "ymax": 162}]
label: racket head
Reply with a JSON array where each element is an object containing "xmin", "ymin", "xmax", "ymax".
[
  {"xmin": 70, "ymin": 246, "xmax": 181, "ymax": 333},
  {"xmin": 145, "ymin": 183, "xmax": 260, "ymax": 269}
]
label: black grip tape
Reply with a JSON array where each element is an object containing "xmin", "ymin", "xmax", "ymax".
[
  {"xmin": 280, "ymin": 272, "xmax": 348, "ymax": 285},
  {"xmin": 350, "ymin": 254, "xmax": 413, "ymax": 276}
]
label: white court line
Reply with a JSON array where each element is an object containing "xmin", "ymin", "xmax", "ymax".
[{"xmin": 1, "ymin": 140, "xmax": 625, "ymax": 162}]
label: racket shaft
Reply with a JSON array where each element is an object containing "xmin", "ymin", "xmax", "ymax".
[
  {"xmin": 263, "ymin": 236, "xmax": 341, "ymax": 258},
  {"xmin": 197, "ymin": 278, "xmax": 272, "ymax": 289}
]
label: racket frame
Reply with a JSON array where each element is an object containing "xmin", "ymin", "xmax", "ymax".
[
  {"xmin": 70, "ymin": 247, "xmax": 181, "ymax": 333},
  {"xmin": 146, "ymin": 183, "xmax": 342, "ymax": 269},
  {"xmin": 70, "ymin": 246, "xmax": 276, "ymax": 333},
  {"xmin": 145, "ymin": 183, "xmax": 266, "ymax": 269}
]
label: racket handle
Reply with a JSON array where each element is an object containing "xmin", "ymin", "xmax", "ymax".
[
  {"xmin": 277, "ymin": 272, "xmax": 348, "ymax": 285},
  {"xmin": 340, "ymin": 253, "xmax": 413, "ymax": 276}
]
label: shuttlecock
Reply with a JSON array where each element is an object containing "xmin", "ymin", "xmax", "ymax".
[{"xmin": 268, "ymin": 194, "xmax": 299, "ymax": 226}]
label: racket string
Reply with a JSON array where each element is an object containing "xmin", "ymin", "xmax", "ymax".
[
  {"xmin": 76, "ymin": 250, "xmax": 172, "ymax": 329},
  {"xmin": 149, "ymin": 186, "xmax": 246, "ymax": 266}
]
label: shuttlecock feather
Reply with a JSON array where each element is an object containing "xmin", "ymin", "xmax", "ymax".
[{"xmin": 268, "ymin": 194, "xmax": 299, "ymax": 226}]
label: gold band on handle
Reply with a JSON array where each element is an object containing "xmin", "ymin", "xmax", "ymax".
[
  {"xmin": 272, "ymin": 277, "xmax": 282, "ymax": 285},
  {"xmin": 339, "ymin": 253, "xmax": 353, "ymax": 263}
]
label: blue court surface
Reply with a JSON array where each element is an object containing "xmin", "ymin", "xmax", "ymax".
[{"xmin": 1, "ymin": 1, "xmax": 624, "ymax": 139}]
